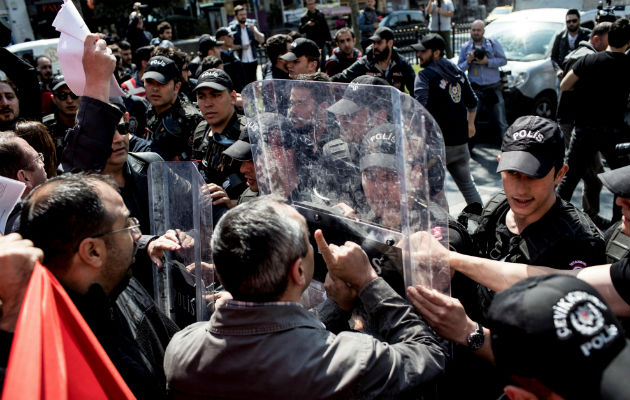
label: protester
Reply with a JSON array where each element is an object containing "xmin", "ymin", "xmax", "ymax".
[
  {"xmin": 325, "ymin": 28, "xmax": 362, "ymax": 77},
  {"xmin": 331, "ymin": 27, "xmax": 415, "ymax": 93},
  {"xmin": 164, "ymin": 196, "xmax": 446, "ymax": 399}
]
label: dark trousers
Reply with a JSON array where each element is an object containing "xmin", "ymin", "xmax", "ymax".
[
  {"xmin": 558, "ymin": 122, "xmax": 603, "ymax": 217},
  {"xmin": 557, "ymin": 124, "xmax": 629, "ymax": 221},
  {"xmin": 242, "ymin": 62, "xmax": 258, "ymax": 86}
]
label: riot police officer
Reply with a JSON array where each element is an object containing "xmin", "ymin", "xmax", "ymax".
[{"xmin": 144, "ymin": 56, "xmax": 202, "ymax": 161}]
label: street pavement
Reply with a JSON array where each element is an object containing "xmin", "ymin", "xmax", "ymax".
[{"xmin": 444, "ymin": 143, "xmax": 615, "ymax": 222}]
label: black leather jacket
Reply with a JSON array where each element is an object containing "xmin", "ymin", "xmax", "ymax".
[{"xmin": 551, "ymin": 27, "xmax": 592, "ymax": 71}]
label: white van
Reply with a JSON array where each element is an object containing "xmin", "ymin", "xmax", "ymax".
[{"xmin": 6, "ymin": 38, "xmax": 61, "ymax": 74}]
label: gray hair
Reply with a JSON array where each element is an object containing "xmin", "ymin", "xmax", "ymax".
[{"xmin": 211, "ymin": 195, "xmax": 309, "ymax": 302}]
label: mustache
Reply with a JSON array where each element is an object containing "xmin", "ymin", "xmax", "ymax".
[{"xmin": 0, "ymin": 106, "xmax": 14, "ymax": 113}]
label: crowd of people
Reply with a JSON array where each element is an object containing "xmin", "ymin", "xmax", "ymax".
[{"xmin": 0, "ymin": 4, "xmax": 630, "ymax": 400}]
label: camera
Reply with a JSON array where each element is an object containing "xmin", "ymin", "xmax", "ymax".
[
  {"xmin": 597, "ymin": 0, "xmax": 617, "ymax": 23},
  {"xmin": 473, "ymin": 48, "xmax": 487, "ymax": 60}
]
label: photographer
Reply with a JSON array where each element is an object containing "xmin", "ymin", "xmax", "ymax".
[{"xmin": 458, "ymin": 20, "xmax": 508, "ymax": 140}]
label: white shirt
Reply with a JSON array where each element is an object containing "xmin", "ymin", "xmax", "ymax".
[{"xmin": 240, "ymin": 27, "xmax": 255, "ymax": 63}]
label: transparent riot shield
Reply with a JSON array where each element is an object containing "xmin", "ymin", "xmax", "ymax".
[
  {"xmin": 148, "ymin": 161, "xmax": 214, "ymax": 327},
  {"xmin": 242, "ymin": 79, "xmax": 450, "ymax": 296}
]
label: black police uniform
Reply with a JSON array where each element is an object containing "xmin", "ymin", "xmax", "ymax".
[
  {"xmin": 191, "ymin": 111, "xmax": 247, "ymax": 199},
  {"xmin": 145, "ymin": 97, "xmax": 202, "ymax": 161},
  {"xmin": 471, "ymin": 191, "xmax": 606, "ymax": 321},
  {"xmin": 42, "ymin": 112, "xmax": 71, "ymax": 160}
]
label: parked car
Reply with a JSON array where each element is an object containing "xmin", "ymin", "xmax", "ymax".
[
  {"xmin": 379, "ymin": 10, "xmax": 426, "ymax": 47},
  {"xmin": 484, "ymin": 8, "xmax": 566, "ymax": 121},
  {"xmin": 485, "ymin": 5, "xmax": 512, "ymax": 24}
]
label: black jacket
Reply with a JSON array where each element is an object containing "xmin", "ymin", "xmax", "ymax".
[
  {"xmin": 299, "ymin": 9, "xmax": 332, "ymax": 47},
  {"xmin": 331, "ymin": 49, "xmax": 415, "ymax": 93},
  {"xmin": 69, "ymin": 279, "xmax": 179, "ymax": 400},
  {"xmin": 551, "ymin": 27, "xmax": 592, "ymax": 71},
  {"xmin": 325, "ymin": 47, "xmax": 362, "ymax": 77},
  {"xmin": 414, "ymin": 57, "xmax": 477, "ymax": 146}
]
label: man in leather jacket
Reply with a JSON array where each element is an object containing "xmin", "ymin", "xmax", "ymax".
[{"xmin": 331, "ymin": 27, "xmax": 415, "ymax": 93}]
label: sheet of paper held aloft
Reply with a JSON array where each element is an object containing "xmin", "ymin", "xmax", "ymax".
[
  {"xmin": 0, "ymin": 176, "xmax": 25, "ymax": 235},
  {"xmin": 52, "ymin": 0, "xmax": 124, "ymax": 97}
]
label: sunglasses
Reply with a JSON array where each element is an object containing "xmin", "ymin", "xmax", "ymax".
[
  {"xmin": 566, "ymin": 18, "xmax": 579, "ymax": 24},
  {"xmin": 54, "ymin": 91, "xmax": 79, "ymax": 100},
  {"xmin": 117, "ymin": 122, "xmax": 129, "ymax": 135}
]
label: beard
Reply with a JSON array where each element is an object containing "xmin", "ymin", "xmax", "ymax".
[
  {"xmin": 567, "ymin": 24, "xmax": 579, "ymax": 33},
  {"xmin": 373, "ymin": 46, "xmax": 390, "ymax": 62}
]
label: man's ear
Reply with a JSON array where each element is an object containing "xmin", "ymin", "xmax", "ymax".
[
  {"xmin": 231, "ymin": 90, "xmax": 238, "ymax": 105},
  {"xmin": 76, "ymin": 237, "xmax": 106, "ymax": 270},
  {"xmin": 174, "ymin": 81, "xmax": 182, "ymax": 94},
  {"xmin": 503, "ymin": 385, "xmax": 540, "ymax": 400},
  {"xmin": 554, "ymin": 164, "xmax": 569, "ymax": 185},
  {"xmin": 289, "ymin": 258, "xmax": 306, "ymax": 287},
  {"xmin": 16, "ymin": 169, "xmax": 29, "ymax": 185}
]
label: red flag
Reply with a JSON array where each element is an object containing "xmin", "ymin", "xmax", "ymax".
[{"xmin": 2, "ymin": 262, "xmax": 135, "ymax": 400}]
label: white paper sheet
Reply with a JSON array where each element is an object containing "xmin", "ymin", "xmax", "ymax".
[
  {"xmin": 52, "ymin": 0, "xmax": 124, "ymax": 97},
  {"xmin": 0, "ymin": 176, "xmax": 25, "ymax": 235}
]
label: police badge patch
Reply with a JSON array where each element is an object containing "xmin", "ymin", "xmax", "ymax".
[{"xmin": 449, "ymin": 82, "xmax": 462, "ymax": 103}]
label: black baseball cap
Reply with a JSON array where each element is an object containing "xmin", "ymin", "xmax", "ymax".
[
  {"xmin": 496, "ymin": 116, "xmax": 564, "ymax": 178},
  {"xmin": 410, "ymin": 33, "xmax": 446, "ymax": 52},
  {"xmin": 359, "ymin": 123, "xmax": 398, "ymax": 172},
  {"xmin": 280, "ymin": 38, "xmax": 320, "ymax": 61},
  {"xmin": 51, "ymin": 75, "xmax": 68, "ymax": 91},
  {"xmin": 487, "ymin": 274, "xmax": 630, "ymax": 400},
  {"xmin": 223, "ymin": 125, "xmax": 251, "ymax": 161},
  {"xmin": 199, "ymin": 34, "xmax": 224, "ymax": 48},
  {"xmin": 143, "ymin": 56, "xmax": 181, "ymax": 84},
  {"xmin": 215, "ymin": 27, "xmax": 234, "ymax": 39},
  {"xmin": 598, "ymin": 165, "xmax": 630, "ymax": 198},
  {"xmin": 327, "ymin": 75, "xmax": 390, "ymax": 116},
  {"xmin": 369, "ymin": 26, "xmax": 394, "ymax": 42},
  {"xmin": 193, "ymin": 68, "xmax": 234, "ymax": 92}
]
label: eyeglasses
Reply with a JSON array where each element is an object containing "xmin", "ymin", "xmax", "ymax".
[
  {"xmin": 53, "ymin": 91, "xmax": 79, "ymax": 101},
  {"xmin": 566, "ymin": 19, "xmax": 579, "ymax": 24},
  {"xmin": 24, "ymin": 152, "xmax": 44, "ymax": 170},
  {"xmin": 92, "ymin": 217, "xmax": 142, "ymax": 240}
]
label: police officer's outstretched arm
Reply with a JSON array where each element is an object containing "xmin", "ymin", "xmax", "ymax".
[{"xmin": 61, "ymin": 34, "xmax": 123, "ymax": 172}]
